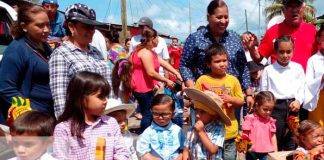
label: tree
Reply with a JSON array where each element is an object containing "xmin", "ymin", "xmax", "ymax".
[{"xmin": 264, "ymin": 0, "xmax": 316, "ymax": 23}]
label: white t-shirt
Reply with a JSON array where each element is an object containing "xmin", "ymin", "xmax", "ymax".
[{"xmin": 91, "ymin": 29, "xmax": 107, "ymax": 60}]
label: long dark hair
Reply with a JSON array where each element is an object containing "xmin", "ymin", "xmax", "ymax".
[
  {"xmin": 11, "ymin": 4, "xmax": 46, "ymax": 39},
  {"xmin": 58, "ymin": 71, "xmax": 110, "ymax": 139},
  {"xmin": 112, "ymin": 59, "xmax": 133, "ymax": 102}
]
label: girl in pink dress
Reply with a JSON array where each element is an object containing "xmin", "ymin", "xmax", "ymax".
[{"xmin": 242, "ymin": 91, "xmax": 278, "ymax": 160}]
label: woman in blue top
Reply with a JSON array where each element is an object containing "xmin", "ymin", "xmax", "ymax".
[{"xmin": 0, "ymin": 4, "xmax": 54, "ymax": 124}]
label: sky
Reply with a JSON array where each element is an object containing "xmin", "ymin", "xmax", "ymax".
[{"xmin": 57, "ymin": 0, "xmax": 324, "ymax": 42}]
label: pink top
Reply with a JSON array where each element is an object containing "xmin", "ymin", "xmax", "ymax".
[
  {"xmin": 130, "ymin": 50, "xmax": 160, "ymax": 93},
  {"xmin": 242, "ymin": 114, "xmax": 276, "ymax": 153}
]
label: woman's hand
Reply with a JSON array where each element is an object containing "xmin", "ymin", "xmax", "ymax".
[
  {"xmin": 175, "ymin": 73, "xmax": 183, "ymax": 82},
  {"xmin": 165, "ymin": 79, "xmax": 176, "ymax": 89}
]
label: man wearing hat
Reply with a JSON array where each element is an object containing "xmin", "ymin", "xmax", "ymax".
[
  {"xmin": 129, "ymin": 17, "xmax": 170, "ymax": 77},
  {"xmin": 243, "ymin": 0, "xmax": 317, "ymax": 72},
  {"xmin": 42, "ymin": 0, "xmax": 66, "ymax": 41}
]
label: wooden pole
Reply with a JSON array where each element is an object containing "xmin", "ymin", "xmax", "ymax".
[{"xmin": 121, "ymin": 0, "xmax": 127, "ymax": 43}]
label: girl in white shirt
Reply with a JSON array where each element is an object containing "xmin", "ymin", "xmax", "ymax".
[
  {"xmin": 304, "ymin": 27, "xmax": 324, "ymax": 126},
  {"xmin": 260, "ymin": 35, "xmax": 305, "ymax": 151}
]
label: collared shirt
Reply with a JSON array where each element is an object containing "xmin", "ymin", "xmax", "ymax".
[
  {"xmin": 49, "ymin": 41, "xmax": 112, "ymax": 118},
  {"xmin": 53, "ymin": 116, "xmax": 129, "ymax": 160},
  {"xmin": 260, "ymin": 61, "xmax": 305, "ymax": 104},
  {"xmin": 179, "ymin": 25, "xmax": 251, "ymax": 90},
  {"xmin": 136, "ymin": 122, "xmax": 185, "ymax": 160},
  {"xmin": 49, "ymin": 11, "xmax": 66, "ymax": 38},
  {"xmin": 185, "ymin": 121, "xmax": 225, "ymax": 160}
]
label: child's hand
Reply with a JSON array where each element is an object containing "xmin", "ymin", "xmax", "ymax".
[
  {"xmin": 289, "ymin": 100, "xmax": 300, "ymax": 112},
  {"xmin": 194, "ymin": 120, "xmax": 205, "ymax": 133},
  {"xmin": 219, "ymin": 94, "xmax": 232, "ymax": 104}
]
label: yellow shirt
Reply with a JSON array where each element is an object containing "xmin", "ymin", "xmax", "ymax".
[{"xmin": 196, "ymin": 74, "xmax": 244, "ymax": 140}]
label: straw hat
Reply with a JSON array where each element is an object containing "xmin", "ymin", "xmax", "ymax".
[
  {"xmin": 104, "ymin": 98, "xmax": 136, "ymax": 118},
  {"xmin": 184, "ymin": 88, "xmax": 231, "ymax": 126}
]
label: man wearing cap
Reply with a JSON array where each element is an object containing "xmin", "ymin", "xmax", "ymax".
[
  {"xmin": 129, "ymin": 17, "xmax": 170, "ymax": 77},
  {"xmin": 243, "ymin": 0, "xmax": 317, "ymax": 72},
  {"xmin": 42, "ymin": 0, "xmax": 66, "ymax": 41}
]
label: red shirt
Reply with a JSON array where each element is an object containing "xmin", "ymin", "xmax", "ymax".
[
  {"xmin": 130, "ymin": 50, "xmax": 160, "ymax": 93},
  {"xmin": 258, "ymin": 21, "xmax": 317, "ymax": 71},
  {"xmin": 168, "ymin": 45, "xmax": 183, "ymax": 69}
]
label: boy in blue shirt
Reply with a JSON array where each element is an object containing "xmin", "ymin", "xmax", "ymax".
[{"xmin": 136, "ymin": 94, "xmax": 185, "ymax": 160}]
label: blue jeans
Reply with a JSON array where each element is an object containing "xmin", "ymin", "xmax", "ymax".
[
  {"xmin": 133, "ymin": 91, "xmax": 154, "ymax": 133},
  {"xmin": 224, "ymin": 138, "xmax": 236, "ymax": 160}
]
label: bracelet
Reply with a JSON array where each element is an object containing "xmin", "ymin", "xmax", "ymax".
[{"xmin": 246, "ymin": 95, "xmax": 253, "ymax": 97}]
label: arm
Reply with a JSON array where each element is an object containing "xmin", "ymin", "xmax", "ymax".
[
  {"xmin": 195, "ymin": 120, "xmax": 219, "ymax": 154},
  {"xmin": 140, "ymin": 49, "xmax": 174, "ymax": 87},
  {"xmin": 182, "ymin": 147, "xmax": 190, "ymax": 160},
  {"xmin": 241, "ymin": 33, "xmax": 263, "ymax": 63},
  {"xmin": 49, "ymin": 51, "xmax": 69, "ymax": 118},
  {"xmin": 158, "ymin": 56, "xmax": 182, "ymax": 81},
  {"xmin": 220, "ymin": 77, "xmax": 245, "ymax": 108},
  {"xmin": 179, "ymin": 34, "xmax": 196, "ymax": 87},
  {"xmin": 52, "ymin": 123, "xmax": 69, "ymax": 159},
  {"xmin": 271, "ymin": 133, "xmax": 278, "ymax": 152},
  {"xmin": 0, "ymin": 45, "xmax": 27, "ymax": 103},
  {"xmin": 290, "ymin": 66, "xmax": 305, "ymax": 112}
]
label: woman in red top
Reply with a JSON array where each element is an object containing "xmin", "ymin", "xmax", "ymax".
[{"xmin": 130, "ymin": 27, "xmax": 182, "ymax": 132}]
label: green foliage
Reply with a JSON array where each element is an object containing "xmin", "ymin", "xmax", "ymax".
[{"xmin": 264, "ymin": 0, "xmax": 317, "ymax": 23}]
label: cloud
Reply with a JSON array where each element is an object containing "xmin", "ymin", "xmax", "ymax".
[{"xmin": 145, "ymin": 4, "xmax": 161, "ymax": 16}]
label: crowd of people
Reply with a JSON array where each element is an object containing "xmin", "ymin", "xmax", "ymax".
[{"xmin": 0, "ymin": 0, "xmax": 323, "ymax": 159}]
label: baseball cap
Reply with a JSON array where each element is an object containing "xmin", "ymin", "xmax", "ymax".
[
  {"xmin": 282, "ymin": 0, "xmax": 304, "ymax": 5},
  {"xmin": 65, "ymin": 3, "xmax": 103, "ymax": 26},
  {"xmin": 42, "ymin": 0, "xmax": 58, "ymax": 5},
  {"xmin": 138, "ymin": 17, "xmax": 153, "ymax": 28}
]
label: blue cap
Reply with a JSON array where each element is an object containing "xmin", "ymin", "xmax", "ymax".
[{"xmin": 42, "ymin": 0, "xmax": 58, "ymax": 5}]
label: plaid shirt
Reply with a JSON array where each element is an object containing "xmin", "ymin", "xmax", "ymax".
[
  {"xmin": 53, "ymin": 116, "xmax": 130, "ymax": 160},
  {"xmin": 49, "ymin": 41, "xmax": 112, "ymax": 118},
  {"xmin": 185, "ymin": 121, "xmax": 225, "ymax": 160}
]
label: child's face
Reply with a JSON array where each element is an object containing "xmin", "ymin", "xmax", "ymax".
[
  {"xmin": 11, "ymin": 133, "xmax": 51, "ymax": 160},
  {"xmin": 208, "ymin": 54, "xmax": 228, "ymax": 77},
  {"xmin": 256, "ymin": 101, "xmax": 274, "ymax": 119},
  {"xmin": 301, "ymin": 127, "xmax": 324, "ymax": 150},
  {"xmin": 84, "ymin": 91, "xmax": 107, "ymax": 116},
  {"xmin": 108, "ymin": 110, "xmax": 127, "ymax": 134},
  {"xmin": 317, "ymin": 31, "xmax": 324, "ymax": 51},
  {"xmin": 276, "ymin": 41, "xmax": 294, "ymax": 67},
  {"xmin": 151, "ymin": 103, "xmax": 174, "ymax": 127},
  {"xmin": 195, "ymin": 108, "xmax": 214, "ymax": 124}
]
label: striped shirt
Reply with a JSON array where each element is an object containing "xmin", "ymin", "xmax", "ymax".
[
  {"xmin": 185, "ymin": 121, "xmax": 225, "ymax": 160},
  {"xmin": 52, "ymin": 116, "xmax": 129, "ymax": 160},
  {"xmin": 49, "ymin": 41, "xmax": 112, "ymax": 118}
]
